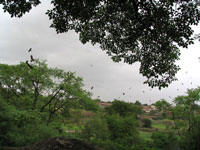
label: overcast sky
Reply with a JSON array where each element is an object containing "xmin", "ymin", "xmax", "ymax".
[{"xmin": 0, "ymin": 1, "xmax": 200, "ymax": 104}]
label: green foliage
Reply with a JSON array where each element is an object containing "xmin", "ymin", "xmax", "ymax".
[
  {"xmin": 81, "ymin": 115, "xmax": 109, "ymax": 143},
  {"xmin": 151, "ymin": 132, "xmax": 179, "ymax": 150},
  {"xmin": 106, "ymin": 114, "xmax": 139, "ymax": 147},
  {"xmin": 46, "ymin": 0, "xmax": 200, "ymax": 88},
  {"xmin": 0, "ymin": 98, "xmax": 59, "ymax": 146},
  {"xmin": 105, "ymin": 100, "xmax": 142, "ymax": 117},
  {"xmin": 172, "ymin": 87, "xmax": 200, "ymax": 150},
  {"xmin": 0, "ymin": 0, "xmax": 40, "ymax": 17},
  {"xmin": 1, "ymin": 1, "xmax": 200, "ymax": 88},
  {"xmin": 0, "ymin": 60, "xmax": 96, "ymax": 146},
  {"xmin": 173, "ymin": 87, "xmax": 200, "ymax": 133},
  {"xmin": 0, "ymin": 60, "xmax": 95, "ymax": 122},
  {"xmin": 180, "ymin": 122, "xmax": 200, "ymax": 150},
  {"xmin": 155, "ymin": 99, "xmax": 171, "ymax": 112},
  {"xmin": 139, "ymin": 131, "xmax": 152, "ymax": 142},
  {"xmin": 135, "ymin": 100, "xmax": 142, "ymax": 106},
  {"xmin": 143, "ymin": 118, "xmax": 152, "ymax": 128},
  {"xmin": 149, "ymin": 110, "xmax": 156, "ymax": 115}
]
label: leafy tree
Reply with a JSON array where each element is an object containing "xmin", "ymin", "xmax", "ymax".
[
  {"xmin": 0, "ymin": 59, "xmax": 98, "ymax": 146},
  {"xmin": 1, "ymin": 1, "xmax": 200, "ymax": 88},
  {"xmin": 155, "ymin": 99, "xmax": 171, "ymax": 118},
  {"xmin": 135, "ymin": 100, "xmax": 142, "ymax": 106},
  {"xmin": 172, "ymin": 87, "xmax": 200, "ymax": 135},
  {"xmin": 171, "ymin": 87, "xmax": 200, "ymax": 150},
  {"xmin": 155, "ymin": 99, "xmax": 171, "ymax": 112},
  {"xmin": 0, "ymin": 59, "xmax": 94, "ymax": 122},
  {"xmin": 105, "ymin": 100, "xmax": 142, "ymax": 117}
]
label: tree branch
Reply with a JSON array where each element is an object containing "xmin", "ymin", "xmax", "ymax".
[
  {"xmin": 40, "ymin": 88, "xmax": 61, "ymax": 112},
  {"xmin": 32, "ymin": 79, "xmax": 40, "ymax": 109}
]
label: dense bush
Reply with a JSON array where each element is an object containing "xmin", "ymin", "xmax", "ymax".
[
  {"xmin": 81, "ymin": 115, "xmax": 109, "ymax": 142},
  {"xmin": 143, "ymin": 118, "xmax": 152, "ymax": 128},
  {"xmin": 0, "ymin": 98, "xmax": 60, "ymax": 146},
  {"xmin": 105, "ymin": 100, "xmax": 142, "ymax": 117},
  {"xmin": 106, "ymin": 114, "xmax": 139, "ymax": 147},
  {"xmin": 151, "ymin": 132, "xmax": 179, "ymax": 150}
]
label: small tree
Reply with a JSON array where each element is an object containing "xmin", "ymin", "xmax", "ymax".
[
  {"xmin": 155, "ymin": 99, "xmax": 171, "ymax": 118},
  {"xmin": 143, "ymin": 118, "xmax": 152, "ymax": 128}
]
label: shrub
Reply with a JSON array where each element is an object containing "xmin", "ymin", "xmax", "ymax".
[
  {"xmin": 106, "ymin": 114, "xmax": 139, "ymax": 147},
  {"xmin": 81, "ymin": 115, "xmax": 109, "ymax": 143},
  {"xmin": 143, "ymin": 118, "xmax": 152, "ymax": 128}
]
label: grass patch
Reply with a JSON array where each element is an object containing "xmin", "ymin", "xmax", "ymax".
[
  {"xmin": 62, "ymin": 123, "xmax": 83, "ymax": 132},
  {"xmin": 152, "ymin": 123, "xmax": 166, "ymax": 129},
  {"xmin": 139, "ymin": 131, "xmax": 152, "ymax": 141}
]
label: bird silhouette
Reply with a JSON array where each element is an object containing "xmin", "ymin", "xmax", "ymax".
[
  {"xmin": 123, "ymin": 93, "xmax": 125, "ymax": 95},
  {"xmin": 91, "ymin": 86, "xmax": 93, "ymax": 90},
  {"xmin": 28, "ymin": 48, "xmax": 32, "ymax": 52},
  {"xmin": 26, "ymin": 60, "xmax": 33, "ymax": 69},
  {"xmin": 30, "ymin": 55, "xmax": 34, "ymax": 62}
]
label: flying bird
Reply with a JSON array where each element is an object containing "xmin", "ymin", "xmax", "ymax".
[
  {"xmin": 123, "ymin": 93, "xmax": 125, "ymax": 95},
  {"xmin": 26, "ymin": 60, "xmax": 33, "ymax": 69},
  {"xmin": 30, "ymin": 55, "xmax": 34, "ymax": 62},
  {"xmin": 91, "ymin": 86, "xmax": 93, "ymax": 90},
  {"xmin": 28, "ymin": 48, "xmax": 32, "ymax": 52}
]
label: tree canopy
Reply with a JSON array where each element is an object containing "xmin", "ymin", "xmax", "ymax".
[{"xmin": 1, "ymin": 0, "xmax": 200, "ymax": 88}]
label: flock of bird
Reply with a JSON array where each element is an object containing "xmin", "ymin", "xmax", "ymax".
[
  {"xmin": 26, "ymin": 48, "xmax": 34, "ymax": 69},
  {"xmin": 90, "ymin": 69, "xmax": 194, "ymax": 102},
  {"xmin": 25, "ymin": 48, "xmax": 195, "ymax": 102}
]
